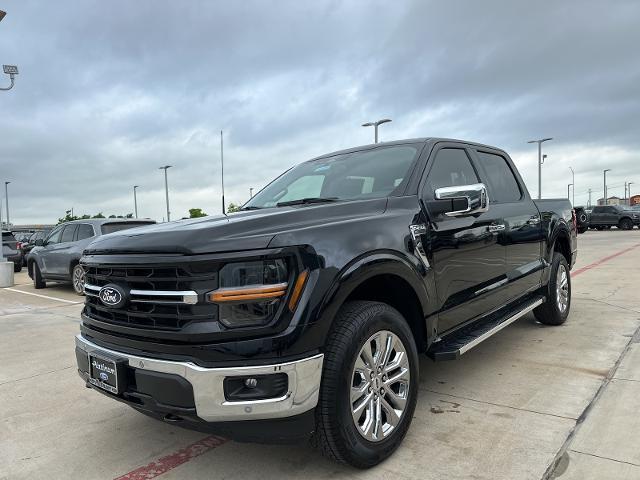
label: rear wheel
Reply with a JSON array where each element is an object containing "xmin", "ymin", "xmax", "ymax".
[
  {"xmin": 313, "ymin": 301, "xmax": 419, "ymax": 468},
  {"xmin": 71, "ymin": 264, "xmax": 85, "ymax": 295},
  {"xmin": 618, "ymin": 218, "xmax": 633, "ymax": 230},
  {"xmin": 14, "ymin": 263, "xmax": 22, "ymax": 273},
  {"xmin": 534, "ymin": 252, "xmax": 571, "ymax": 326},
  {"xmin": 32, "ymin": 262, "xmax": 46, "ymax": 289}
]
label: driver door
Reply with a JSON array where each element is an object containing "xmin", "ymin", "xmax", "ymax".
[{"xmin": 420, "ymin": 144, "xmax": 509, "ymax": 334}]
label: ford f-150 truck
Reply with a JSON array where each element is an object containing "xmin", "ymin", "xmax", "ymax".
[{"xmin": 75, "ymin": 138, "xmax": 577, "ymax": 468}]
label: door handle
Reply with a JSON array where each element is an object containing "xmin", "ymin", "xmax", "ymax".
[
  {"xmin": 488, "ymin": 224, "xmax": 506, "ymax": 233},
  {"xmin": 527, "ymin": 216, "xmax": 540, "ymax": 225}
]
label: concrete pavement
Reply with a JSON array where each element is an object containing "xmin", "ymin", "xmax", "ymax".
[{"xmin": 1, "ymin": 229, "xmax": 639, "ymax": 479}]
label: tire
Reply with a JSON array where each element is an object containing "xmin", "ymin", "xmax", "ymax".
[
  {"xmin": 32, "ymin": 262, "xmax": 46, "ymax": 289},
  {"xmin": 312, "ymin": 301, "xmax": 419, "ymax": 468},
  {"xmin": 618, "ymin": 218, "xmax": 633, "ymax": 230},
  {"xmin": 14, "ymin": 263, "xmax": 22, "ymax": 273},
  {"xmin": 71, "ymin": 264, "xmax": 86, "ymax": 295},
  {"xmin": 534, "ymin": 252, "xmax": 571, "ymax": 326},
  {"xmin": 578, "ymin": 213, "xmax": 588, "ymax": 224}
]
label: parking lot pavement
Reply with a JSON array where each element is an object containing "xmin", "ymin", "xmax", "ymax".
[{"xmin": 1, "ymin": 230, "xmax": 640, "ymax": 480}]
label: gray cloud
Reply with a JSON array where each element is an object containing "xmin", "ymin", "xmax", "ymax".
[{"xmin": 1, "ymin": 0, "xmax": 639, "ymax": 224}]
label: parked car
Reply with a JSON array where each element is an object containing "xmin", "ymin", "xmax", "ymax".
[
  {"xmin": 574, "ymin": 206, "xmax": 589, "ymax": 233},
  {"xmin": 2, "ymin": 230, "xmax": 23, "ymax": 272},
  {"xmin": 75, "ymin": 138, "xmax": 576, "ymax": 468},
  {"xmin": 20, "ymin": 229, "xmax": 51, "ymax": 266},
  {"xmin": 28, "ymin": 219, "xmax": 155, "ymax": 294},
  {"xmin": 588, "ymin": 205, "xmax": 639, "ymax": 230}
]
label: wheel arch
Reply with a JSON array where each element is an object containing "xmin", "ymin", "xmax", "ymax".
[{"xmin": 316, "ymin": 251, "xmax": 432, "ymax": 352}]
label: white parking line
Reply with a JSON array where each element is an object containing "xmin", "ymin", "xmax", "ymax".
[{"xmin": 3, "ymin": 287, "xmax": 83, "ymax": 304}]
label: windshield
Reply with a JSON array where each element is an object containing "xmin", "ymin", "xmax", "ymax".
[{"xmin": 243, "ymin": 145, "xmax": 420, "ymax": 209}]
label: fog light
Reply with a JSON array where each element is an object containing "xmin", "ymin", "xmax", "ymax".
[{"xmin": 224, "ymin": 373, "xmax": 288, "ymax": 401}]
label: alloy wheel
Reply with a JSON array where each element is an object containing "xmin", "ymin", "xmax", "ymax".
[{"xmin": 350, "ymin": 330, "xmax": 410, "ymax": 442}]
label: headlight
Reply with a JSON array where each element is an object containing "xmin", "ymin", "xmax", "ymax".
[{"xmin": 207, "ymin": 259, "xmax": 294, "ymax": 328}]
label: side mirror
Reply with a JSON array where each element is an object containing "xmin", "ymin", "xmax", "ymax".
[
  {"xmin": 35, "ymin": 239, "xmax": 44, "ymax": 246},
  {"xmin": 432, "ymin": 183, "xmax": 489, "ymax": 217}
]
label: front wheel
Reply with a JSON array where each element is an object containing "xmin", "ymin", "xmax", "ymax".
[
  {"xmin": 313, "ymin": 301, "xmax": 419, "ymax": 468},
  {"xmin": 32, "ymin": 262, "xmax": 46, "ymax": 289},
  {"xmin": 534, "ymin": 252, "xmax": 571, "ymax": 326},
  {"xmin": 618, "ymin": 218, "xmax": 633, "ymax": 230},
  {"xmin": 71, "ymin": 264, "xmax": 85, "ymax": 295}
]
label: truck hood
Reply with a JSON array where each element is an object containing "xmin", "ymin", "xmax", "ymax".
[{"xmin": 84, "ymin": 198, "xmax": 388, "ymax": 255}]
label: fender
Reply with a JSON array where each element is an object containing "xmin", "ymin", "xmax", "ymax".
[{"xmin": 313, "ymin": 249, "xmax": 434, "ymax": 344}]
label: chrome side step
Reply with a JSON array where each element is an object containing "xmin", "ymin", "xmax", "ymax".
[{"xmin": 427, "ymin": 296, "xmax": 545, "ymax": 361}]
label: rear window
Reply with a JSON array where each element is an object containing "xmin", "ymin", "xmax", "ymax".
[
  {"xmin": 101, "ymin": 222, "xmax": 154, "ymax": 234},
  {"xmin": 476, "ymin": 151, "xmax": 522, "ymax": 203},
  {"xmin": 2, "ymin": 232, "xmax": 17, "ymax": 241}
]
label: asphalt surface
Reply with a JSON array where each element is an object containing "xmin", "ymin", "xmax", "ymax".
[{"xmin": 1, "ymin": 229, "xmax": 640, "ymax": 480}]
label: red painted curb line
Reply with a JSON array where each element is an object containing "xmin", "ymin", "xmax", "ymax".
[
  {"xmin": 114, "ymin": 435, "xmax": 227, "ymax": 480},
  {"xmin": 572, "ymin": 243, "xmax": 640, "ymax": 277}
]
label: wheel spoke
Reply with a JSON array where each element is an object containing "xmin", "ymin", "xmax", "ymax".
[
  {"xmin": 384, "ymin": 386, "xmax": 408, "ymax": 410},
  {"xmin": 385, "ymin": 366, "xmax": 410, "ymax": 386},
  {"xmin": 380, "ymin": 396, "xmax": 401, "ymax": 427},
  {"xmin": 352, "ymin": 391, "xmax": 373, "ymax": 420},
  {"xmin": 351, "ymin": 381, "xmax": 370, "ymax": 404}
]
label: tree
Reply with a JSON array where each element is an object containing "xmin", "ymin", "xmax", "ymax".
[
  {"xmin": 189, "ymin": 208, "xmax": 208, "ymax": 218},
  {"xmin": 92, "ymin": 213, "xmax": 105, "ymax": 218},
  {"xmin": 125, "ymin": 213, "xmax": 134, "ymax": 218},
  {"xmin": 227, "ymin": 203, "xmax": 242, "ymax": 213}
]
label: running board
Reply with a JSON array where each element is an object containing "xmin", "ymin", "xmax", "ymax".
[{"xmin": 426, "ymin": 296, "xmax": 545, "ymax": 361}]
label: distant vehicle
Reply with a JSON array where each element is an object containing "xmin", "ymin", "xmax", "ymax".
[
  {"xmin": 631, "ymin": 204, "xmax": 640, "ymax": 211},
  {"xmin": 588, "ymin": 205, "xmax": 639, "ymax": 230},
  {"xmin": 28, "ymin": 219, "xmax": 155, "ymax": 294},
  {"xmin": 20, "ymin": 229, "xmax": 51, "ymax": 266},
  {"xmin": 574, "ymin": 206, "xmax": 589, "ymax": 233},
  {"xmin": 2, "ymin": 231, "xmax": 23, "ymax": 272}
]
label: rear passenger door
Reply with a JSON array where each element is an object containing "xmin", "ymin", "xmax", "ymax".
[
  {"xmin": 421, "ymin": 144, "xmax": 509, "ymax": 334},
  {"xmin": 46, "ymin": 224, "xmax": 78, "ymax": 275},
  {"xmin": 471, "ymin": 149, "xmax": 545, "ymax": 298}
]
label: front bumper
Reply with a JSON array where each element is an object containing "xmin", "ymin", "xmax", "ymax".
[{"xmin": 75, "ymin": 334, "xmax": 324, "ymax": 422}]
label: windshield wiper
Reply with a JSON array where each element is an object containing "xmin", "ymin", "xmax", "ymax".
[{"xmin": 276, "ymin": 197, "xmax": 338, "ymax": 207}]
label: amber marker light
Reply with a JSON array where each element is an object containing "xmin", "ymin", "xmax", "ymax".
[
  {"xmin": 288, "ymin": 270, "xmax": 309, "ymax": 312},
  {"xmin": 209, "ymin": 283, "xmax": 288, "ymax": 303}
]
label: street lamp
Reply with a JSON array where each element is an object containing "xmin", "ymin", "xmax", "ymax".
[
  {"xmin": 133, "ymin": 185, "xmax": 139, "ymax": 218},
  {"xmin": 4, "ymin": 181, "xmax": 9, "ymax": 226},
  {"xmin": 527, "ymin": 137, "xmax": 553, "ymax": 199},
  {"xmin": 362, "ymin": 119, "xmax": 392, "ymax": 143},
  {"xmin": 628, "ymin": 182, "xmax": 634, "ymax": 205},
  {"xmin": 568, "ymin": 167, "xmax": 575, "ymax": 205},
  {"xmin": 567, "ymin": 184, "xmax": 573, "ymax": 201},
  {"xmin": 220, "ymin": 130, "xmax": 226, "ymax": 215},
  {"xmin": 249, "ymin": 187, "xmax": 254, "ymax": 198},
  {"xmin": 158, "ymin": 166, "xmax": 172, "ymax": 222},
  {"xmin": 603, "ymin": 169, "xmax": 611, "ymax": 206},
  {"xmin": 1, "ymin": 65, "xmax": 18, "ymax": 91}
]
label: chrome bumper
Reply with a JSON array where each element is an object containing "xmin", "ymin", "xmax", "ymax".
[{"xmin": 75, "ymin": 335, "xmax": 324, "ymax": 422}]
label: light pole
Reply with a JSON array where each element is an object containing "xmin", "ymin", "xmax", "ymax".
[
  {"xmin": 249, "ymin": 187, "xmax": 254, "ymax": 198},
  {"xmin": 362, "ymin": 119, "xmax": 392, "ymax": 143},
  {"xmin": 527, "ymin": 137, "xmax": 553, "ymax": 199},
  {"xmin": 628, "ymin": 182, "xmax": 634, "ymax": 205},
  {"xmin": 133, "ymin": 185, "xmax": 139, "ymax": 218},
  {"xmin": 4, "ymin": 181, "xmax": 9, "ymax": 227},
  {"xmin": 0, "ymin": 12, "xmax": 19, "ymax": 92},
  {"xmin": 220, "ymin": 130, "xmax": 226, "ymax": 215},
  {"xmin": 159, "ymin": 166, "xmax": 172, "ymax": 222},
  {"xmin": 603, "ymin": 169, "xmax": 611, "ymax": 206},
  {"xmin": 568, "ymin": 167, "xmax": 575, "ymax": 205},
  {"xmin": 588, "ymin": 188, "xmax": 592, "ymax": 208},
  {"xmin": 567, "ymin": 184, "xmax": 573, "ymax": 201}
]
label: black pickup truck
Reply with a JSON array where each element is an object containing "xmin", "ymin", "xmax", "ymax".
[
  {"xmin": 587, "ymin": 205, "xmax": 640, "ymax": 230},
  {"xmin": 75, "ymin": 138, "xmax": 577, "ymax": 468}
]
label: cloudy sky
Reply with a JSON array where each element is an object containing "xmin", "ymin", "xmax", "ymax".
[{"xmin": 0, "ymin": 0, "xmax": 638, "ymax": 224}]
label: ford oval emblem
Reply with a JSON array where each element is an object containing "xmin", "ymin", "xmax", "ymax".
[
  {"xmin": 98, "ymin": 284, "xmax": 125, "ymax": 308},
  {"xmin": 99, "ymin": 372, "xmax": 109, "ymax": 381}
]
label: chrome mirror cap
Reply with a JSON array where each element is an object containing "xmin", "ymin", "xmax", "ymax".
[{"xmin": 434, "ymin": 183, "xmax": 489, "ymax": 217}]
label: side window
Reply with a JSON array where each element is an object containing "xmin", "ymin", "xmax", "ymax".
[
  {"xmin": 60, "ymin": 225, "xmax": 77, "ymax": 243},
  {"xmin": 592, "ymin": 207, "xmax": 603, "ymax": 213},
  {"xmin": 425, "ymin": 148, "xmax": 479, "ymax": 196},
  {"xmin": 76, "ymin": 224, "xmax": 95, "ymax": 241},
  {"xmin": 476, "ymin": 151, "xmax": 522, "ymax": 203},
  {"xmin": 46, "ymin": 227, "xmax": 64, "ymax": 245}
]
